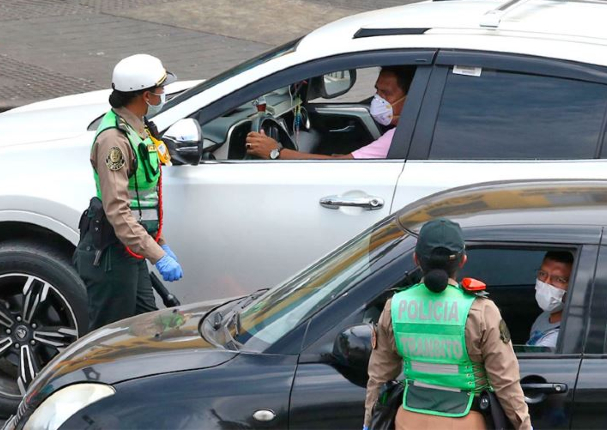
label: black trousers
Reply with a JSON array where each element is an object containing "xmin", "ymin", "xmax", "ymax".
[{"xmin": 74, "ymin": 231, "xmax": 157, "ymax": 332}]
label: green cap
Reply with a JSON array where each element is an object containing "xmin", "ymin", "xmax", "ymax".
[{"xmin": 415, "ymin": 218, "xmax": 465, "ymax": 261}]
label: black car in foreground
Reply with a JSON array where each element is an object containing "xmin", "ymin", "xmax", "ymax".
[{"xmin": 7, "ymin": 179, "xmax": 607, "ymax": 430}]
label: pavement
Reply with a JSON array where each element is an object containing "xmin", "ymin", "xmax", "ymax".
[{"xmin": 0, "ymin": 0, "xmax": 415, "ymax": 111}]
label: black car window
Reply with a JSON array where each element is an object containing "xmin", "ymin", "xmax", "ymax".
[
  {"xmin": 429, "ymin": 69, "xmax": 607, "ymax": 160},
  {"xmin": 462, "ymin": 248, "xmax": 545, "ymax": 287},
  {"xmin": 461, "ymin": 247, "xmax": 576, "ymax": 353}
]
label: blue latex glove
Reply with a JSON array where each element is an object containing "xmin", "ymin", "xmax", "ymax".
[
  {"xmin": 161, "ymin": 244, "xmax": 179, "ymax": 262},
  {"xmin": 155, "ymin": 254, "xmax": 183, "ymax": 282},
  {"xmin": 362, "ymin": 426, "xmax": 369, "ymax": 430}
]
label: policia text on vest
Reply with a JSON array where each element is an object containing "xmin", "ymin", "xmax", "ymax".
[{"xmin": 396, "ymin": 296, "xmax": 465, "ymax": 359}]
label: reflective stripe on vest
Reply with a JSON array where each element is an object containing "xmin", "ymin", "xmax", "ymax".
[
  {"xmin": 93, "ymin": 110, "xmax": 160, "ymax": 233},
  {"xmin": 128, "ymin": 188, "xmax": 158, "ymax": 209},
  {"xmin": 391, "ymin": 283, "xmax": 488, "ymax": 417}
]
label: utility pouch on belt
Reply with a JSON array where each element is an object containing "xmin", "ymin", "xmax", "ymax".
[
  {"xmin": 79, "ymin": 198, "xmax": 119, "ymax": 264},
  {"xmin": 370, "ymin": 380, "xmax": 404, "ymax": 430},
  {"xmin": 478, "ymin": 390, "xmax": 510, "ymax": 430}
]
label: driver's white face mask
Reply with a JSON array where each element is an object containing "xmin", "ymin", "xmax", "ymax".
[
  {"xmin": 369, "ymin": 94, "xmax": 394, "ymax": 126},
  {"xmin": 535, "ymin": 279, "xmax": 566, "ymax": 312}
]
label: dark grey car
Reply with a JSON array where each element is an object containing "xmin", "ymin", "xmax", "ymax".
[{"xmin": 5, "ymin": 179, "xmax": 607, "ymax": 429}]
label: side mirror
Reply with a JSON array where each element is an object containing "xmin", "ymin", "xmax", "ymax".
[
  {"xmin": 332, "ymin": 323, "xmax": 373, "ymax": 370},
  {"xmin": 309, "ymin": 69, "xmax": 357, "ymax": 99},
  {"xmin": 163, "ymin": 119, "xmax": 204, "ymax": 166}
]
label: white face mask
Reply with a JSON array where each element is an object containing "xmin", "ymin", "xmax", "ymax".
[
  {"xmin": 535, "ymin": 279, "xmax": 566, "ymax": 312},
  {"xmin": 146, "ymin": 92, "xmax": 166, "ymax": 117},
  {"xmin": 369, "ymin": 94, "xmax": 395, "ymax": 126}
]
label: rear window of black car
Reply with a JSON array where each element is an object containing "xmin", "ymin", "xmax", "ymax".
[{"xmin": 429, "ymin": 69, "xmax": 607, "ymax": 160}]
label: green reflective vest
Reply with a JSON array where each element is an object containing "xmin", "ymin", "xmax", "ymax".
[
  {"xmin": 92, "ymin": 110, "xmax": 160, "ymax": 234},
  {"xmin": 391, "ymin": 283, "xmax": 489, "ymax": 417}
]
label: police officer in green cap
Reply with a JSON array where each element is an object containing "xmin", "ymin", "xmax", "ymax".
[
  {"xmin": 74, "ymin": 54, "xmax": 183, "ymax": 332},
  {"xmin": 364, "ymin": 218, "xmax": 531, "ymax": 430}
]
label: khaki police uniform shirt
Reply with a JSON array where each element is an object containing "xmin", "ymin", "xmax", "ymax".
[
  {"xmin": 90, "ymin": 107, "xmax": 165, "ymax": 263},
  {"xmin": 364, "ymin": 283, "xmax": 532, "ymax": 430}
]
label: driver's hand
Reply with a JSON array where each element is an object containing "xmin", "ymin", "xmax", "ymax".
[{"xmin": 246, "ymin": 130, "xmax": 279, "ymax": 159}]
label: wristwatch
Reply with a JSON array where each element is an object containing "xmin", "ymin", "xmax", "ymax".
[{"xmin": 269, "ymin": 146, "xmax": 282, "ymax": 160}]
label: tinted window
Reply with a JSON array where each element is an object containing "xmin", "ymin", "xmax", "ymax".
[
  {"xmin": 461, "ymin": 248, "xmax": 547, "ymax": 348},
  {"xmin": 462, "ymin": 248, "xmax": 545, "ymax": 286},
  {"xmin": 430, "ymin": 69, "xmax": 607, "ymax": 159}
]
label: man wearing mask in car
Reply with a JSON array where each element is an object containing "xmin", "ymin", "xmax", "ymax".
[
  {"xmin": 364, "ymin": 218, "xmax": 531, "ymax": 430},
  {"xmin": 245, "ymin": 66, "xmax": 413, "ymax": 160},
  {"xmin": 527, "ymin": 251, "xmax": 573, "ymax": 348},
  {"xmin": 74, "ymin": 54, "xmax": 183, "ymax": 332}
]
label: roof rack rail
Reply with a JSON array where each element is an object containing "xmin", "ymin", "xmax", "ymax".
[
  {"xmin": 479, "ymin": 0, "xmax": 531, "ymax": 28},
  {"xmin": 353, "ymin": 28, "xmax": 430, "ymax": 38}
]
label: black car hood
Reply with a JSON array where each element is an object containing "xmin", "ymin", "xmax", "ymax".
[{"xmin": 26, "ymin": 298, "xmax": 239, "ymax": 405}]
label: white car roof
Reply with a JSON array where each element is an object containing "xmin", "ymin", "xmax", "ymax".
[
  {"xmin": 153, "ymin": 0, "xmax": 607, "ymax": 129},
  {"xmin": 297, "ymin": 0, "xmax": 607, "ymax": 67}
]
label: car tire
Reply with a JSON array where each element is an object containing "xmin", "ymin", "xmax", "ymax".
[{"xmin": 0, "ymin": 240, "xmax": 87, "ymax": 416}]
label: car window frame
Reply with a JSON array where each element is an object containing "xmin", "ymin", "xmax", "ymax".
[
  {"xmin": 408, "ymin": 50, "xmax": 607, "ymax": 161},
  {"xmin": 593, "ymin": 233, "xmax": 607, "ymax": 354},
  {"xmin": 463, "ymin": 242, "xmax": 581, "ymax": 356},
  {"xmin": 463, "ymin": 224, "xmax": 601, "ymax": 356},
  {"xmin": 189, "ymin": 49, "xmax": 436, "ymax": 162}
]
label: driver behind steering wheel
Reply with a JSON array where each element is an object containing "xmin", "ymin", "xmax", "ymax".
[{"xmin": 245, "ymin": 66, "xmax": 413, "ymax": 160}]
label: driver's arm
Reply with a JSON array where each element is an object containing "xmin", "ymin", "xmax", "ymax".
[{"xmin": 245, "ymin": 131, "xmax": 353, "ymax": 160}]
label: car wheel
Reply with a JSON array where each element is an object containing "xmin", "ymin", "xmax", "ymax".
[{"xmin": 0, "ymin": 240, "xmax": 87, "ymax": 415}]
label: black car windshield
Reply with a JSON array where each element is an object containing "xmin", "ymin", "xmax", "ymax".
[
  {"xmin": 229, "ymin": 217, "xmax": 408, "ymax": 351},
  {"xmin": 160, "ymin": 38, "xmax": 301, "ymax": 114}
]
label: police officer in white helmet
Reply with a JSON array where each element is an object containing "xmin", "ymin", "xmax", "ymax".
[{"xmin": 74, "ymin": 54, "xmax": 183, "ymax": 332}]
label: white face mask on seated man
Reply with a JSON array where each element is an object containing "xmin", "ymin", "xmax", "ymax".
[
  {"xmin": 369, "ymin": 93, "xmax": 406, "ymax": 126},
  {"xmin": 369, "ymin": 94, "xmax": 395, "ymax": 126},
  {"xmin": 534, "ymin": 279, "xmax": 566, "ymax": 312}
]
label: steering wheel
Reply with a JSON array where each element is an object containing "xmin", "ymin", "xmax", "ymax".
[{"xmin": 244, "ymin": 113, "xmax": 298, "ymax": 160}]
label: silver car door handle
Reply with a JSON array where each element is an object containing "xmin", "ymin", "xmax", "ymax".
[
  {"xmin": 320, "ymin": 195, "xmax": 384, "ymax": 210},
  {"xmin": 329, "ymin": 125, "xmax": 356, "ymax": 133}
]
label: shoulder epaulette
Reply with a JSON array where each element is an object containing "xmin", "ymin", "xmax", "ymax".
[
  {"xmin": 472, "ymin": 290, "xmax": 490, "ymax": 299},
  {"xmin": 116, "ymin": 116, "xmax": 130, "ymax": 134}
]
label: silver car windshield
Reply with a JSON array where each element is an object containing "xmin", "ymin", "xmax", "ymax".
[
  {"xmin": 232, "ymin": 218, "xmax": 409, "ymax": 351},
  {"xmin": 161, "ymin": 38, "xmax": 301, "ymax": 112}
]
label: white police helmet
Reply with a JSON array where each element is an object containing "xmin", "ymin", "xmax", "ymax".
[{"xmin": 111, "ymin": 54, "xmax": 176, "ymax": 92}]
